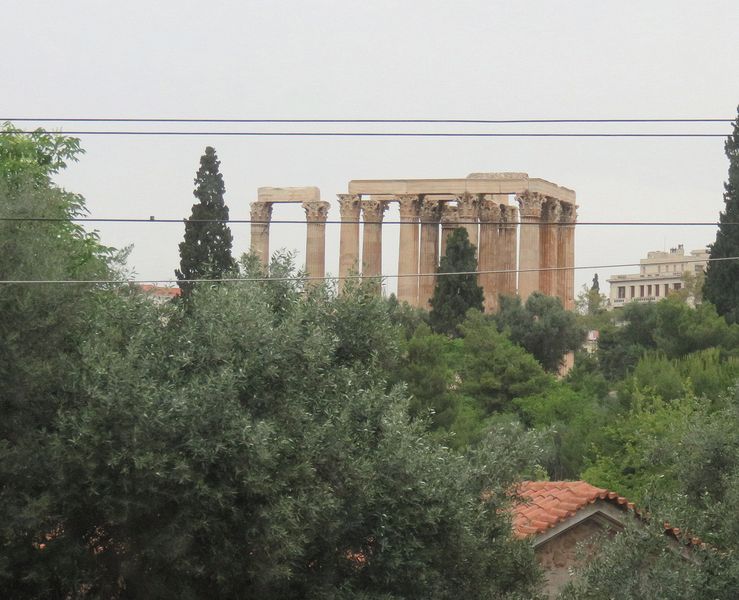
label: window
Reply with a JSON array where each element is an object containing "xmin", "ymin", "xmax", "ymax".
[
  {"xmin": 674, "ymin": 282, "xmax": 682, "ymax": 291},
  {"xmin": 630, "ymin": 286, "xmax": 635, "ymax": 298},
  {"xmin": 640, "ymin": 285, "xmax": 644, "ymax": 297},
  {"xmin": 647, "ymin": 285, "xmax": 652, "ymax": 296},
  {"xmin": 618, "ymin": 286, "xmax": 626, "ymax": 299},
  {"xmin": 664, "ymin": 284, "xmax": 669, "ymax": 295},
  {"xmin": 655, "ymin": 285, "xmax": 660, "ymax": 297}
]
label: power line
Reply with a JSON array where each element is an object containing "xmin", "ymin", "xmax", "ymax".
[
  {"xmin": 0, "ymin": 130, "xmax": 729, "ymax": 138},
  {"xmin": 0, "ymin": 256, "xmax": 731, "ymax": 286},
  {"xmin": 0, "ymin": 216, "xmax": 732, "ymax": 227},
  {"xmin": 3, "ymin": 117, "xmax": 734, "ymax": 124}
]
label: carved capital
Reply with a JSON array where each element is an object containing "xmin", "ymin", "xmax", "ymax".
[
  {"xmin": 302, "ymin": 200, "xmax": 331, "ymax": 222},
  {"xmin": 500, "ymin": 204, "xmax": 518, "ymax": 227},
  {"xmin": 396, "ymin": 194, "xmax": 420, "ymax": 219},
  {"xmin": 361, "ymin": 198, "xmax": 388, "ymax": 222},
  {"xmin": 419, "ymin": 197, "xmax": 442, "ymax": 221},
  {"xmin": 478, "ymin": 195, "xmax": 502, "ymax": 222},
  {"xmin": 456, "ymin": 191, "xmax": 479, "ymax": 220},
  {"xmin": 440, "ymin": 203, "xmax": 459, "ymax": 225},
  {"xmin": 541, "ymin": 198, "xmax": 562, "ymax": 223},
  {"xmin": 250, "ymin": 201, "xmax": 273, "ymax": 222},
  {"xmin": 559, "ymin": 202, "xmax": 578, "ymax": 225},
  {"xmin": 337, "ymin": 194, "xmax": 361, "ymax": 219},
  {"xmin": 516, "ymin": 191, "xmax": 544, "ymax": 219}
]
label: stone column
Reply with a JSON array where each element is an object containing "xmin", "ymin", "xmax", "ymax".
[
  {"xmin": 500, "ymin": 205, "xmax": 518, "ymax": 297},
  {"xmin": 303, "ymin": 200, "xmax": 330, "ymax": 280},
  {"xmin": 250, "ymin": 201, "xmax": 272, "ymax": 267},
  {"xmin": 478, "ymin": 196, "xmax": 501, "ymax": 312},
  {"xmin": 337, "ymin": 194, "xmax": 361, "ymax": 291},
  {"xmin": 539, "ymin": 198, "xmax": 561, "ymax": 297},
  {"xmin": 396, "ymin": 194, "xmax": 420, "ymax": 305},
  {"xmin": 456, "ymin": 191, "xmax": 479, "ymax": 250},
  {"xmin": 516, "ymin": 191, "xmax": 544, "ymax": 300},
  {"xmin": 557, "ymin": 202, "xmax": 577, "ymax": 310},
  {"xmin": 361, "ymin": 198, "xmax": 387, "ymax": 292},
  {"xmin": 440, "ymin": 204, "xmax": 459, "ymax": 257},
  {"xmin": 418, "ymin": 197, "xmax": 442, "ymax": 309}
]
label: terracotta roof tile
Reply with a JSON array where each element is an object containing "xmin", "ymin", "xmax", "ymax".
[{"xmin": 512, "ymin": 480, "xmax": 633, "ymax": 538}]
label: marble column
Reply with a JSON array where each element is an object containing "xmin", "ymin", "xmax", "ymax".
[
  {"xmin": 478, "ymin": 196, "xmax": 501, "ymax": 312},
  {"xmin": 456, "ymin": 191, "xmax": 479, "ymax": 250},
  {"xmin": 303, "ymin": 200, "xmax": 330, "ymax": 281},
  {"xmin": 250, "ymin": 201, "xmax": 272, "ymax": 267},
  {"xmin": 539, "ymin": 198, "xmax": 561, "ymax": 297},
  {"xmin": 557, "ymin": 202, "xmax": 577, "ymax": 310},
  {"xmin": 396, "ymin": 194, "xmax": 420, "ymax": 305},
  {"xmin": 500, "ymin": 204, "xmax": 518, "ymax": 297},
  {"xmin": 361, "ymin": 198, "xmax": 387, "ymax": 292},
  {"xmin": 418, "ymin": 197, "xmax": 442, "ymax": 309},
  {"xmin": 440, "ymin": 203, "xmax": 459, "ymax": 257},
  {"xmin": 516, "ymin": 191, "xmax": 544, "ymax": 300},
  {"xmin": 337, "ymin": 194, "xmax": 361, "ymax": 291}
]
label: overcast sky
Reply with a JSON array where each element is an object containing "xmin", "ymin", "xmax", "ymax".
[{"xmin": 3, "ymin": 0, "xmax": 739, "ymax": 295}]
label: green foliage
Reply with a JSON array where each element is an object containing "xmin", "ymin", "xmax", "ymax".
[
  {"xmin": 175, "ymin": 146, "xmax": 235, "ymax": 299},
  {"xmin": 429, "ymin": 228, "xmax": 483, "ymax": 336},
  {"xmin": 1, "ymin": 255, "xmax": 544, "ymax": 598},
  {"xmin": 704, "ymin": 106, "xmax": 739, "ymax": 323},
  {"xmin": 495, "ymin": 293, "xmax": 585, "ymax": 372}
]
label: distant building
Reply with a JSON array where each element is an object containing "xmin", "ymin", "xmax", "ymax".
[
  {"xmin": 139, "ymin": 284, "xmax": 180, "ymax": 304},
  {"xmin": 607, "ymin": 245, "xmax": 709, "ymax": 309}
]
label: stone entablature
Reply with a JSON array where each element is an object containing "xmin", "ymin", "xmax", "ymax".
[{"xmin": 250, "ymin": 174, "xmax": 578, "ymax": 311}]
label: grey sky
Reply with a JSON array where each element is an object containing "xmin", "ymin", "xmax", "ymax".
[{"xmin": 3, "ymin": 0, "xmax": 738, "ymax": 295}]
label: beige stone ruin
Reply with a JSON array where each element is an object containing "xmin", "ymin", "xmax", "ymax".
[{"xmin": 249, "ymin": 173, "xmax": 577, "ymax": 311}]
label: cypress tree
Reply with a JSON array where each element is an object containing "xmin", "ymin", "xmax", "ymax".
[
  {"xmin": 429, "ymin": 227, "xmax": 484, "ymax": 336},
  {"xmin": 176, "ymin": 147, "xmax": 235, "ymax": 299},
  {"xmin": 704, "ymin": 106, "xmax": 739, "ymax": 323}
]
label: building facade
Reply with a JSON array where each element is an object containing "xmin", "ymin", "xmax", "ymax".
[{"xmin": 607, "ymin": 245, "xmax": 709, "ymax": 309}]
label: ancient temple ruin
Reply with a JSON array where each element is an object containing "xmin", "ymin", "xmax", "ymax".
[{"xmin": 249, "ymin": 173, "xmax": 577, "ymax": 311}]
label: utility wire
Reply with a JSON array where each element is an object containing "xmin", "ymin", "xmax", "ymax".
[
  {"xmin": 0, "ymin": 217, "xmax": 734, "ymax": 226},
  {"xmin": 3, "ymin": 117, "xmax": 734, "ymax": 124},
  {"xmin": 0, "ymin": 130, "xmax": 729, "ymax": 137},
  {"xmin": 0, "ymin": 256, "xmax": 732, "ymax": 286}
]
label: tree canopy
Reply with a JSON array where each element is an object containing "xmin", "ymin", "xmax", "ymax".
[
  {"xmin": 176, "ymin": 146, "xmax": 235, "ymax": 299},
  {"xmin": 429, "ymin": 227, "xmax": 484, "ymax": 336},
  {"xmin": 704, "ymin": 106, "xmax": 739, "ymax": 323}
]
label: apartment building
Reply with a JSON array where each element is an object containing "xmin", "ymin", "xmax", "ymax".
[{"xmin": 607, "ymin": 245, "xmax": 709, "ymax": 309}]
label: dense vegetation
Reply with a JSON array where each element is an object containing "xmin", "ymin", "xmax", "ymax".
[{"xmin": 2, "ymin": 120, "xmax": 739, "ymax": 598}]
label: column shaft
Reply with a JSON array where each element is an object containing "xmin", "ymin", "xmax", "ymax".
[
  {"xmin": 418, "ymin": 198, "xmax": 442, "ymax": 309},
  {"xmin": 516, "ymin": 192, "xmax": 544, "ymax": 300},
  {"xmin": 539, "ymin": 198, "xmax": 561, "ymax": 297},
  {"xmin": 303, "ymin": 200, "xmax": 330, "ymax": 281},
  {"xmin": 478, "ymin": 196, "xmax": 501, "ymax": 312},
  {"xmin": 501, "ymin": 205, "xmax": 518, "ymax": 296},
  {"xmin": 361, "ymin": 198, "xmax": 387, "ymax": 293},
  {"xmin": 557, "ymin": 203, "xmax": 577, "ymax": 310},
  {"xmin": 337, "ymin": 194, "xmax": 361, "ymax": 291},
  {"xmin": 250, "ymin": 202, "xmax": 272, "ymax": 267},
  {"xmin": 396, "ymin": 194, "xmax": 420, "ymax": 305}
]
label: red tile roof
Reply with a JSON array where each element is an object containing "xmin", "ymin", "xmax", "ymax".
[
  {"xmin": 512, "ymin": 480, "xmax": 635, "ymax": 538},
  {"xmin": 139, "ymin": 284, "xmax": 181, "ymax": 298}
]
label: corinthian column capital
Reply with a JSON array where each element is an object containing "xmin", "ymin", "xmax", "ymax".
[
  {"xmin": 361, "ymin": 198, "xmax": 388, "ymax": 221},
  {"xmin": 250, "ymin": 201, "xmax": 273, "ymax": 221},
  {"xmin": 302, "ymin": 200, "xmax": 331, "ymax": 222},
  {"xmin": 419, "ymin": 197, "xmax": 442, "ymax": 221},
  {"xmin": 440, "ymin": 203, "xmax": 459, "ymax": 224},
  {"xmin": 337, "ymin": 194, "xmax": 361, "ymax": 218},
  {"xmin": 500, "ymin": 204, "xmax": 518, "ymax": 226},
  {"xmin": 516, "ymin": 191, "xmax": 545, "ymax": 219},
  {"xmin": 560, "ymin": 202, "xmax": 578, "ymax": 224},
  {"xmin": 396, "ymin": 194, "xmax": 420, "ymax": 219},
  {"xmin": 456, "ymin": 191, "xmax": 479, "ymax": 220},
  {"xmin": 478, "ymin": 196, "xmax": 502, "ymax": 222},
  {"xmin": 541, "ymin": 197, "xmax": 562, "ymax": 223}
]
